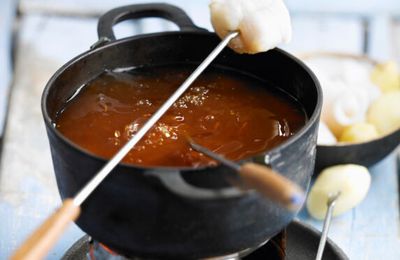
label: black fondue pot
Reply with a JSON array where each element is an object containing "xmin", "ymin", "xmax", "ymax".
[{"xmin": 42, "ymin": 3, "xmax": 322, "ymax": 259}]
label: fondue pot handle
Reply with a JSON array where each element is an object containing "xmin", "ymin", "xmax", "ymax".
[
  {"xmin": 147, "ymin": 170, "xmax": 246, "ymax": 200},
  {"xmin": 97, "ymin": 3, "xmax": 206, "ymax": 41}
]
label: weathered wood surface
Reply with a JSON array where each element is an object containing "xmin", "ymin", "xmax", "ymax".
[
  {"xmin": 1, "ymin": 1, "xmax": 399, "ymax": 259},
  {"xmin": 0, "ymin": 0, "xmax": 16, "ymax": 137},
  {"xmin": 19, "ymin": 0, "xmax": 400, "ymax": 16},
  {"xmin": 0, "ymin": 14, "xmax": 97, "ymax": 259}
]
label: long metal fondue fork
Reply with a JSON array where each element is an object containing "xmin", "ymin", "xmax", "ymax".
[
  {"xmin": 315, "ymin": 192, "xmax": 341, "ymax": 260},
  {"xmin": 11, "ymin": 31, "xmax": 239, "ymax": 260},
  {"xmin": 74, "ymin": 31, "xmax": 239, "ymax": 206}
]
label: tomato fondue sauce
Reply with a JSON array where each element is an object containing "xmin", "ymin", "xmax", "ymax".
[{"xmin": 55, "ymin": 65, "xmax": 306, "ymax": 167}]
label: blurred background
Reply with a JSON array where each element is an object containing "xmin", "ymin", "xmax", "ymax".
[{"xmin": 0, "ymin": 0, "xmax": 399, "ymax": 259}]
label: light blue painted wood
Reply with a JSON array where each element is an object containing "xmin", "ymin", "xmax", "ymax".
[
  {"xmin": 0, "ymin": 192, "xmax": 84, "ymax": 260},
  {"xmin": 286, "ymin": 0, "xmax": 400, "ymax": 16},
  {"xmin": 285, "ymin": 14, "xmax": 364, "ymax": 54},
  {"xmin": 19, "ymin": 0, "xmax": 213, "ymax": 31},
  {"xmin": 19, "ymin": 0, "xmax": 400, "ymax": 17},
  {"xmin": 0, "ymin": 0, "xmax": 16, "ymax": 137},
  {"xmin": 0, "ymin": 14, "xmax": 99, "ymax": 259},
  {"xmin": 368, "ymin": 15, "xmax": 393, "ymax": 61},
  {"xmin": 395, "ymin": 21, "xmax": 400, "ymax": 64}
]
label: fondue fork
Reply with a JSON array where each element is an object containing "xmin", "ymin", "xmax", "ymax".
[
  {"xmin": 11, "ymin": 32, "xmax": 239, "ymax": 260},
  {"xmin": 315, "ymin": 192, "xmax": 340, "ymax": 260},
  {"xmin": 187, "ymin": 139, "xmax": 306, "ymax": 211}
]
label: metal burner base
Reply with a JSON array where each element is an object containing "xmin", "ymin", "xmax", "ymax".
[{"xmin": 62, "ymin": 221, "xmax": 348, "ymax": 260}]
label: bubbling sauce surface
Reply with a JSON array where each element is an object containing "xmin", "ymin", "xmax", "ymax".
[{"xmin": 55, "ymin": 66, "xmax": 306, "ymax": 167}]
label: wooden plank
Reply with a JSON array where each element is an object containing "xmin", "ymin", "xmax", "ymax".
[
  {"xmin": 0, "ymin": 193, "xmax": 84, "ymax": 259},
  {"xmin": 19, "ymin": 0, "xmax": 213, "ymax": 31},
  {"xmin": 367, "ymin": 15, "xmax": 394, "ymax": 61},
  {"xmin": 0, "ymin": 14, "xmax": 98, "ymax": 259},
  {"xmin": 0, "ymin": 0, "xmax": 16, "ymax": 137},
  {"xmin": 285, "ymin": 14, "xmax": 364, "ymax": 54},
  {"xmin": 20, "ymin": 0, "xmax": 400, "ymax": 17},
  {"xmin": 348, "ymin": 152, "xmax": 400, "ymax": 260},
  {"xmin": 285, "ymin": 0, "xmax": 400, "ymax": 16},
  {"xmin": 392, "ymin": 19, "xmax": 400, "ymax": 63}
]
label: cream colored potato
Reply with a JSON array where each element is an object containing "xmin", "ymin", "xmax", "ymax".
[
  {"xmin": 307, "ymin": 164, "xmax": 370, "ymax": 220},
  {"xmin": 367, "ymin": 91, "xmax": 400, "ymax": 135},
  {"xmin": 371, "ymin": 61, "xmax": 400, "ymax": 93},
  {"xmin": 317, "ymin": 121, "xmax": 337, "ymax": 145},
  {"xmin": 209, "ymin": 0, "xmax": 291, "ymax": 54},
  {"xmin": 339, "ymin": 122, "xmax": 379, "ymax": 143}
]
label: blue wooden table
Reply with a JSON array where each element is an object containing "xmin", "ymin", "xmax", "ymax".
[{"xmin": 0, "ymin": 1, "xmax": 399, "ymax": 259}]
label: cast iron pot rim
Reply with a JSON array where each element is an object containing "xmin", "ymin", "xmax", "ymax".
[{"xmin": 41, "ymin": 30, "xmax": 323, "ymax": 173}]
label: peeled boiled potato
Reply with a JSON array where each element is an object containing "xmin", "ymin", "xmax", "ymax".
[
  {"xmin": 370, "ymin": 61, "xmax": 400, "ymax": 93},
  {"xmin": 339, "ymin": 122, "xmax": 379, "ymax": 143},
  {"xmin": 210, "ymin": 0, "xmax": 291, "ymax": 54},
  {"xmin": 307, "ymin": 164, "xmax": 371, "ymax": 220},
  {"xmin": 367, "ymin": 91, "xmax": 400, "ymax": 135}
]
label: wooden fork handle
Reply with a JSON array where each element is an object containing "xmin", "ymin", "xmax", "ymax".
[
  {"xmin": 239, "ymin": 162, "xmax": 305, "ymax": 210},
  {"xmin": 11, "ymin": 199, "xmax": 81, "ymax": 260}
]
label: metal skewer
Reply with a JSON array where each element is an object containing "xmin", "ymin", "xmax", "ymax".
[
  {"xmin": 12, "ymin": 31, "xmax": 239, "ymax": 260},
  {"xmin": 74, "ymin": 30, "xmax": 239, "ymax": 206},
  {"xmin": 315, "ymin": 192, "xmax": 341, "ymax": 260}
]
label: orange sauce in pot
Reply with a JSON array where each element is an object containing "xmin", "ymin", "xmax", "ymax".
[{"xmin": 55, "ymin": 65, "xmax": 306, "ymax": 167}]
